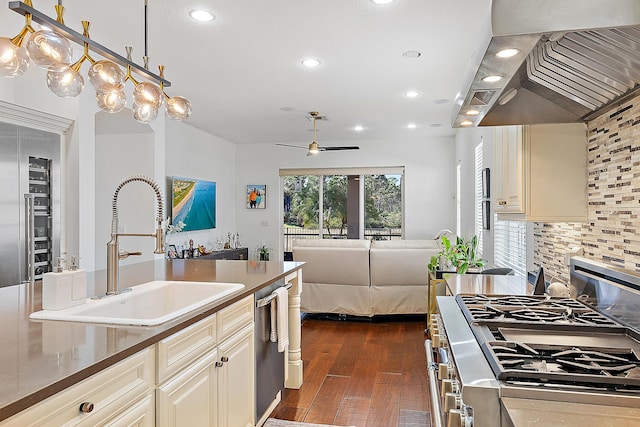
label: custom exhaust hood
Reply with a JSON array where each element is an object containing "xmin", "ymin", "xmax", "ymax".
[{"xmin": 452, "ymin": 0, "xmax": 640, "ymax": 128}]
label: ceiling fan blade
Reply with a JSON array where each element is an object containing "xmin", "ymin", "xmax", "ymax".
[
  {"xmin": 319, "ymin": 146, "xmax": 360, "ymax": 151},
  {"xmin": 275, "ymin": 143, "xmax": 307, "ymax": 150}
]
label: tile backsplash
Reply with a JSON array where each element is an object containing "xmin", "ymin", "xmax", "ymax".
[{"xmin": 533, "ymin": 95, "xmax": 640, "ymax": 283}]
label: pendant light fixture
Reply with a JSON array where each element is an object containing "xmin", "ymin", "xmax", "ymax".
[{"xmin": 0, "ymin": 0, "xmax": 192, "ymax": 123}]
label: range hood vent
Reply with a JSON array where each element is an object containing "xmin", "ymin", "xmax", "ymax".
[{"xmin": 452, "ymin": 0, "xmax": 640, "ymax": 128}]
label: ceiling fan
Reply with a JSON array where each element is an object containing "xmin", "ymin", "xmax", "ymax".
[{"xmin": 275, "ymin": 112, "xmax": 360, "ymax": 156}]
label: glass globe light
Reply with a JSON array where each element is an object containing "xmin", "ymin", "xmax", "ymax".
[
  {"xmin": 0, "ymin": 37, "xmax": 29, "ymax": 77},
  {"xmin": 96, "ymin": 87, "xmax": 126, "ymax": 113},
  {"xmin": 132, "ymin": 82, "xmax": 164, "ymax": 109},
  {"xmin": 26, "ymin": 30, "xmax": 73, "ymax": 69},
  {"xmin": 46, "ymin": 64, "xmax": 84, "ymax": 97},
  {"xmin": 133, "ymin": 102, "xmax": 158, "ymax": 123},
  {"xmin": 88, "ymin": 60, "xmax": 125, "ymax": 91},
  {"xmin": 165, "ymin": 96, "xmax": 192, "ymax": 121}
]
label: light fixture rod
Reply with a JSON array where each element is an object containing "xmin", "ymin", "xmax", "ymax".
[{"xmin": 8, "ymin": 1, "xmax": 171, "ymax": 87}]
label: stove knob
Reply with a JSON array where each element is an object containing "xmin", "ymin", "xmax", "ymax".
[
  {"xmin": 433, "ymin": 334, "xmax": 444, "ymax": 347},
  {"xmin": 438, "ymin": 363, "xmax": 451, "ymax": 380},
  {"xmin": 447, "ymin": 409, "xmax": 465, "ymax": 427},
  {"xmin": 444, "ymin": 392, "xmax": 461, "ymax": 412},
  {"xmin": 441, "ymin": 379, "xmax": 455, "ymax": 396}
]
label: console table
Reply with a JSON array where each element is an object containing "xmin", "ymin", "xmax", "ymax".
[{"xmin": 198, "ymin": 247, "xmax": 248, "ymax": 260}]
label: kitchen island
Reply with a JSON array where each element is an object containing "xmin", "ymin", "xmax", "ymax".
[{"xmin": 0, "ymin": 259, "xmax": 304, "ymax": 423}]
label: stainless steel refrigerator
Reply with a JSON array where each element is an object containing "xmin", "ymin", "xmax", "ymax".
[{"xmin": 0, "ymin": 121, "xmax": 60, "ymax": 287}]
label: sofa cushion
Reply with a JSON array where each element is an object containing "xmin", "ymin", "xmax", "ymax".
[
  {"xmin": 369, "ymin": 239, "xmax": 439, "ymax": 286},
  {"xmin": 292, "ymin": 239, "xmax": 371, "ymax": 286}
]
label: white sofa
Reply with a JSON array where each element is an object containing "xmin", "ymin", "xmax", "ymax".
[{"xmin": 292, "ymin": 238, "xmax": 440, "ymax": 316}]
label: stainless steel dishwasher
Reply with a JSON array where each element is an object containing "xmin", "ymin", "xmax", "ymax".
[{"xmin": 254, "ymin": 279, "xmax": 287, "ymax": 421}]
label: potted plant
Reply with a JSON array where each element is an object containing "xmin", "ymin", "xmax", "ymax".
[
  {"xmin": 258, "ymin": 245, "xmax": 270, "ymax": 261},
  {"xmin": 428, "ymin": 235, "xmax": 487, "ymax": 275}
]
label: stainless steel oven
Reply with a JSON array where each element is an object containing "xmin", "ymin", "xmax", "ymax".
[{"xmin": 426, "ymin": 257, "xmax": 640, "ymax": 427}]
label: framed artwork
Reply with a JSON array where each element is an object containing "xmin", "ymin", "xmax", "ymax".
[
  {"xmin": 171, "ymin": 176, "xmax": 216, "ymax": 231},
  {"xmin": 482, "ymin": 167, "xmax": 490, "ymax": 199},
  {"xmin": 247, "ymin": 185, "xmax": 266, "ymax": 209},
  {"xmin": 482, "ymin": 200, "xmax": 490, "ymax": 230}
]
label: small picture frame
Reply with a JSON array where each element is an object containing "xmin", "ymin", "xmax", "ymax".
[
  {"xmin": 482, "ymin": 167, "xmax": 490, "ymax": 199},
  {"xmin": 167, "ymin": 245, "xmax": 178, "ymax": 259},
  {"xmin": 482, "ymin": 200, "xmax": 491, "ymax": 230},
  {"xmin": 247, "ymin": 185, "xmax": 266, "ymax": 209}
]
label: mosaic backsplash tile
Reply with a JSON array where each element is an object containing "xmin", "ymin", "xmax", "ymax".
[{"xmin": 533, "ymin": 95, "xmax": 640, "ymax": 283}]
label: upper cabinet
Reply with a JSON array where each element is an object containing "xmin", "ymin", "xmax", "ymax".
[{"xmin": 493, "ymin": 123, "xmax": 587, "ymax": 222}]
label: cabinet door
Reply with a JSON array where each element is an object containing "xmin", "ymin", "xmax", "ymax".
[
  {"xmin": 157, "ymin": 350, "xmax": 218, "ymax": 427},
  {"xmin": 217, "ymin": 324, "xmax": 255, "ymax": 427},
  {"xmin": 494, "ymin": 126, "xmax": 524, "ymax": 213},
  {"xmin": 93, "ymin": 394, "xmax": 155, "ymax": 427}
]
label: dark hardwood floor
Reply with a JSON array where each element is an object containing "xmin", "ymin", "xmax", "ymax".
[{"xmin": 270, "ymin": 314, "xmax": 431, "ymax": 427}]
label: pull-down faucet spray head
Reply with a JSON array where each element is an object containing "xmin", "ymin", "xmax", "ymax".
[{"xmin": 105, "ymin": 175, "xmax": 164, "ymax": 296}]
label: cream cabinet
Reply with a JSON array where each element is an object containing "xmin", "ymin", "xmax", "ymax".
[
  {"xmin": 217, "ymin": 323, "xmax": 255, "ymax": 427},
  {"xmin": 156, "ymin": 294, "xmax": 255, "ymax": 427},
  {"xmin": 493, "ymin": 123, "xmax": 587, "ymax": 222},
  {"xmin": 0, "ymin": 348, "xmax": 155, "ymax": 427}
]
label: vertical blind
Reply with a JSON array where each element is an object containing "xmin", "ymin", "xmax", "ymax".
[
  {"xmin": 493, "ymin": 216, "xmax": 527, "ymax": 277},
  {"xmin": 474, "ymin": 141, "xmax": 484, "ymax": 255}
]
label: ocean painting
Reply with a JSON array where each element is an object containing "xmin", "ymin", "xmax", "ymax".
[{"xmin": 172, "ymin": 177, "xmax": 216, "ymax": 231}]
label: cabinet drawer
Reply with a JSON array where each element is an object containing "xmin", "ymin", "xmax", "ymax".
[
  {"xmin": 156, "ymin": 314, "xmax": 217, "ymax": 383},
  {"xmin": 217, "ymin": 295, "xmax": 254, "ymax": 343},
  {"xmin": 1, "ymin": 348, "xmax": 154, "ymax": 426}
]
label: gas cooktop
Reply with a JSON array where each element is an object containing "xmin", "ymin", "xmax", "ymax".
[{"xmin": 456, "ymin": 293, "xmax": 620, "ymax": 327}]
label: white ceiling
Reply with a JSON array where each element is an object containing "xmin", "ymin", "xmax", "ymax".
[{"xmin": 3, "ymin": 0, "xmax": 492, "ymax": 144}]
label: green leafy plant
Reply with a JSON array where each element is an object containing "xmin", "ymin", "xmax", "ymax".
[
  {"xmin": 258, "ymin": 245, "xmax": 270, "ymax": 261},
  {"xmin": 428, "ymin": 235, "xmax": 487, "ymax": 274}
]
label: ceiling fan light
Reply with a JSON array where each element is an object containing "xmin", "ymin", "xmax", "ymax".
[
  {"xmin": 88, "ymin": 60, "xmax": 125, "ymax": 91},
  {"xmin": 46, "ymin": 63, "xmax": 84, "ymax": 97},
  {"xmin": 307, "ymin": 141, "xmax": 320, "ymax": 155},
  {"xmin": 26, "ymin": 30, "xmax": 73, "ymax": 69},
  {"xmin": 0, "ymin": 37, "xmax": 29, "ymax": 77},
  {"xmin": 166, "ymin": 96, "xmax": 192, "ymax": 121}
]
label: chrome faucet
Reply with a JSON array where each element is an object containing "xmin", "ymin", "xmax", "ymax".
[{"xmin": 105, "ymin": 175, "xmax": 164, "ymax": 296}]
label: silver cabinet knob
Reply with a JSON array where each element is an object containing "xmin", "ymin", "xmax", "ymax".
[
  {"xmin": 215, "ymin": 361, "xmax": 224, "ymax": 367},
  {"xmin": 79, "ymin": 402, "xmax": 94, "ymax": 413},
  {"xmin": 220, "ymin": 356, "xmax": 229, "ymax": 362}
]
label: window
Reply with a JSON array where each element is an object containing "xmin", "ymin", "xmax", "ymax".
[
  {"xmin": 474, "ymin": 140, "xmax": 484, "ymax": 255},
  {"xmin": 493, "ymin": 217, "xmax": 527, "ymax": 276},
  {"xmin": 280, "ymin": 167, "xmax": 404, "ymax": 250}
]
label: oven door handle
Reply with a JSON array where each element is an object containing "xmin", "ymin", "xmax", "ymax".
[{"xmin": 425, "ymin": 339, "xmax": 445, "ymax": 427}]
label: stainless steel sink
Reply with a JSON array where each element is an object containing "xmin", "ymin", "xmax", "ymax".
[{"xmin": 30, "ymin": 281, "xmax": 245, "ymax": 326}]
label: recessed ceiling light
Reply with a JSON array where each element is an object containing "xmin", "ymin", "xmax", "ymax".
[
  {"xmin": 404, "ymin": 90, "xmax": 420, "ymax": 98},
  {"xmin": 402, "ymin": 50, "xmax": 422, "ymax": 59},
  {"xmin": 482, "ymin": 75, "xmax": 503, "ymax": 83},
  {"xmin": 407, "ymin": 123, "xmax": 417, "ymax": 129},
  {"xmin": 466, "ymin": 109, "xmax": 480, "ymax": 116},
  {"xmin": 354, "ymin": 125, "xmax": 364, "ymax": 132},
  {"xmin": 301, "ymin": 58, "xmax": 321, "ymax": 68},
  {"xmin": 460, "ymin": 120, "xmax": 473, "ymax": 126},
  {"xmin": 189, "ymin": 9, "xmax": 215, "ymax": 22},
  {"xmin": 496, "ymin": 48, "xmax": 519, "ymax": 58},
  {"xmin": 371, "ymin": 0, "xmax": 395, "ymax": 4}
]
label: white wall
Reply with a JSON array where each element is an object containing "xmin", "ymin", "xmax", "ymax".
[
  {"xmin": 164, "ymin": 120, "xmax": 237, "ymax": 250},
  {"xmin": 235, "ymin": 136, "xmax": 457, "ymax": 259},
  {"xmin": 455, "ymin": 127, "xmax": 495, "ymax": 264},
  {"xmin": 94, "ymin": 121, "xmax": 155, "ymax": 270}
]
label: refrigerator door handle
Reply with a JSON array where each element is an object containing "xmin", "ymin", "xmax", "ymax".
[{"xmin": 24, "ymin": 194, "xmax": 35, "ymax": 285}]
